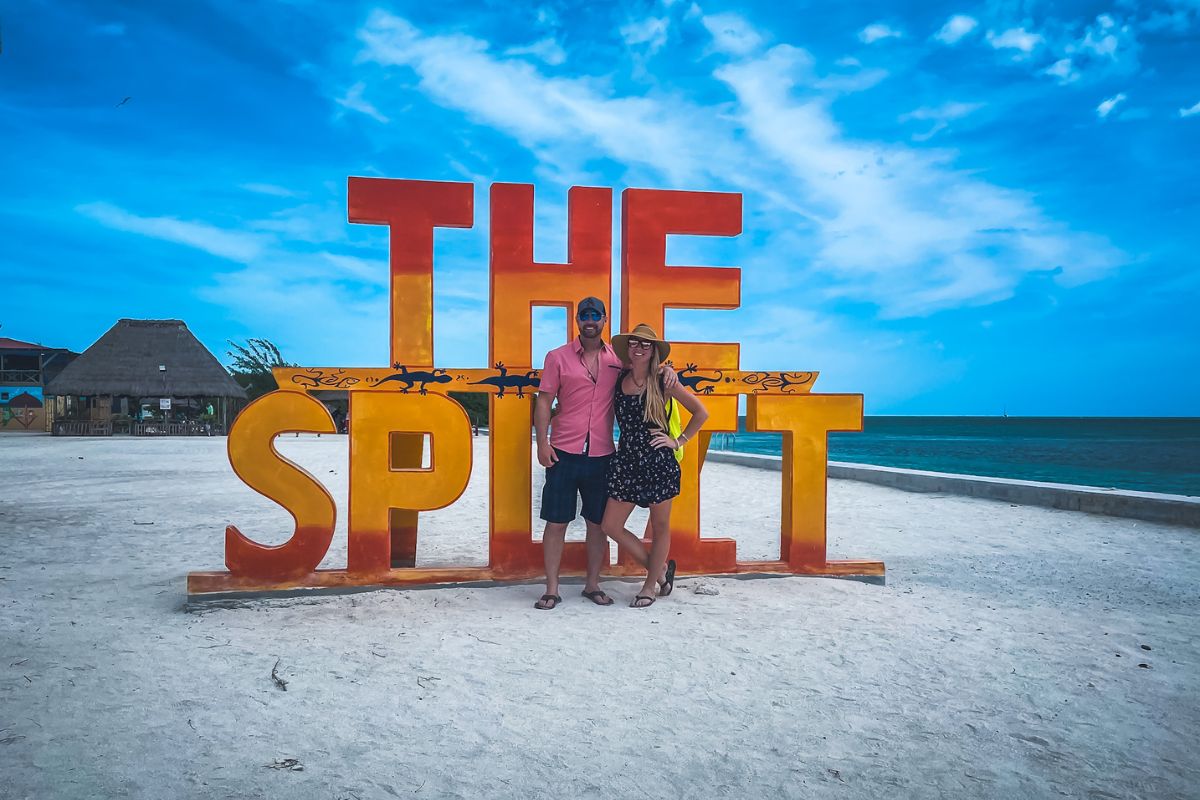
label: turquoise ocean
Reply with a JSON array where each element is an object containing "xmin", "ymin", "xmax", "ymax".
[{"xmin": 708, "ymin": 417, "xmax": 1200, "ymax": 497}]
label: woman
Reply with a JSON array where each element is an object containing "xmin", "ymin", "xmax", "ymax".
[{"xmin": 602, "ymin": 324, "xmax": 709, "ymax": 608}]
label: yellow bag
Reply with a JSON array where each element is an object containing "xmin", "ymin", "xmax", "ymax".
[{"xmin": 666, "ymin": 397, "xmax": 684, "ymax": 463}]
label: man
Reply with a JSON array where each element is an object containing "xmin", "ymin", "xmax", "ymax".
[{"xmin": 532, "ymin": 297, "xmax": 677, "ymax": 609}]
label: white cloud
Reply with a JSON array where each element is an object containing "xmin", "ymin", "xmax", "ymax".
[
  {"xmin": 935, "ymin": 15, "xmax": 978, "ymax": 44},
  {"xmin": 1063, "ymin": 13, "xmax": 1138, "ymax": 75},
  {"xmin": 241, "ymin": 183, "xmax": 302, "ymax": 198},
  {"xmin": 986, "ymin": 27, "xmax": 1044, "ymax": 55},
  {"xmin": 76, "ymin": 202, "xmax": 269, "ymax": 262},
  {"xmin": 701, "ymin": 13, "xmax": 763, "ymax": 55},
  {"xmin": 1037, "ymin": 14, "xmax": 1140, "ymax": 84},
  {"xmin": 334, "ymin": 81, "xmax": 389, "ymax": 123},
  {"xmin": 1079, "ymin": 13, "xmax": 1121, "ymax": 58},
  {"xmin": 899, "ymin": 102, "xmax": 983, "ymax": 122},
  {"xmin": 535, "ymin": 6, "xmax": 559, "ymax": 29},
  {"xmin": 859, "ymin": 23, "xmax": 903, "ymax": 44},
  {"xmin": 1096, "ymin": 92, "xmax": 1127, "ymax": 118},
  {"xmin": 199, "ymin": 263, "xmax": 391, "ymax": 366},
  {"xmin": 973, "ymin": 13, "xmax": 1138, "ymax": 84},
  {"xmin": 620, "ymin": 17, "xmax": 670, "ymax": 53},
  {"xmin": 668, "ymin": 305, "xmax": 959, "ymax": 405},
  {"xmin": 714, "ymin": 45, "xmax": 1122, "ymax": 316},
  {"xmin": 1142, "ymin": 3, "xmax": 1200, "ymax": 34},
  {"xmin": 1041, "ymin": 58, "xmax": 1080, "ymax": 85},
  {"xmin": 899, "ymin": 101, "xmax": 984, "ymax": 140},
  {"xmin": 74, "ymin": 192, "xmax": 413, "ymax": 367},
  {"xmin": 348, "ymin": 13, "xmax": 1124, "ymax": 318},
  {"xmin": 355, "ymin": 11, "xmax": 721, "ymax": 185},
  {"xmin": 504, "ymin": 37, "xmax": 567, "ymax": 66},
  {"xmin": 320, "ymin": 252, "xmax": 387, "ymax": 283},
  {"xmin": 249, "ymin": 203, "xmax": 346, "ymax": 243},
  {"xmin": 814, "ymin": 67, "xmax": 889, "ymax": 93},
  {"xmin": 201, "ymin": 235, "xmax": 491, "ymax": 366},
  {"xmin": 1180, "ymin": 100, "xmax": 1200, "ymax": 118}
]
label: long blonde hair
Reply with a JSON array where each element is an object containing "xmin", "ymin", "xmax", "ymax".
[{"xmin": 640, "ymin": 349, "xmax": 669, "ymax": 431}]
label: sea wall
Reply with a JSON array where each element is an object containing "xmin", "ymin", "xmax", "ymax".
[{"xmin": 706, "ymin": 450, "xmax": 1200, "ymax": 529}]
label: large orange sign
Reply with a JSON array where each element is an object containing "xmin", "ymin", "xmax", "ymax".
[{"xmin": 187, "ymin": 179, "xmax": 884, "ymax": 596}]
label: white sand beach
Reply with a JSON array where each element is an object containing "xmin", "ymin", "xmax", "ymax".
[{"xmin": 1, "ymin": 434, "xmax": 1197, "ymax": 799}]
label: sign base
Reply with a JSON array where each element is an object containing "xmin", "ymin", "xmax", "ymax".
[{"xmin": 186, "ymin": 559, "xmax": 885, "ymax": 599}]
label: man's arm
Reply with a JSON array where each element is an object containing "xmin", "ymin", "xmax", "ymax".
[
  {"xmin": 534, "ymin": 391, "xmax": 558, "ymax": 467},
  {"xmin": 534, "ymin": 353, "xmax": 560, "ymax": 467}
]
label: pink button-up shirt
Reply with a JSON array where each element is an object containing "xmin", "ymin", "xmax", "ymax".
[{"xmin": 539, "ymin": 338, "xmax": 623, "ymax": 456}]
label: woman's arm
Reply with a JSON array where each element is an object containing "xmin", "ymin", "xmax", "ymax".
[{"xmin": 667, "ymin": 382, "xmax": 708, "ymax": 448}]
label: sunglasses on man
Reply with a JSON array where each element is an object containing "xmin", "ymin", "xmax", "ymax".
[{"xmin": 577, "ymin": 310, "xmax": 604, "ymax": 322}]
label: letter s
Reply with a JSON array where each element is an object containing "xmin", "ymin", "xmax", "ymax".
[{"xmin": 225, "ymin": 392, "xmax": 337, "ymax": 580}]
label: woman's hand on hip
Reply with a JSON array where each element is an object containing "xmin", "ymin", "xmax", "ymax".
[{"xmin": 650, "ymin": 431, "xmax": 678, "ymax": 450}]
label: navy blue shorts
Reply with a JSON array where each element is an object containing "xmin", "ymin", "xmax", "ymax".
[{"xmin": 540, "ymin": 448, "xmax": 611, "ymax": 525}]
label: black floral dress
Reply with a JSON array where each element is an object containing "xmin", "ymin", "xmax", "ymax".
[{"xmin": 607, "ymin": 371, "xmax": 682, "ymax": 507}]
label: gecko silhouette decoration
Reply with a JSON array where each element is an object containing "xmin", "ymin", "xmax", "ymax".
[
  {"xmin": 371, "ymin": 365, "xmax": 454, "ymax": 395},
  {"xmin": 673, "ymin": 363, "xmax": 724, "ymax": 394},
  {"xmin": 739, "ymin": 371, "xmax": 817, "ymax": 393},
  {"xmin": 290, "ymin": 368, "xmax": 361, "ymax": 389},
  {"xmin": 188, "ymin": 178, "xmax": 883, "ymax": 599},
  {"xmin": 468, "ymin": 362, "xmax": 540, "ymax": 398}
]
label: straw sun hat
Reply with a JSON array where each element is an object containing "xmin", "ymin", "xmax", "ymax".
[{"xmin": 611, "ymin": 323, "xmax": 671, "ymax": 364}]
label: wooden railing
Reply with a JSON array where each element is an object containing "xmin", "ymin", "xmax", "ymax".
[
  {"xmin": 52, "ymin": 420, "xmax": 218, "ymax": 436},
  {"xmin": 52, "ymin": 420, "xmax": 112, "ymax": 436},
  {"xmin": 131, "ymin": 421, "xmax": 213, "ymax": 436},
  {"xmin": 0, "ymin": 369, "xmax": 40, "ymax": 384}
]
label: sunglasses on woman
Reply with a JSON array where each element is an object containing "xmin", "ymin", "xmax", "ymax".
[{"xmin": 627, "ymin": 338, "xmax": 654, "ymax": 350}]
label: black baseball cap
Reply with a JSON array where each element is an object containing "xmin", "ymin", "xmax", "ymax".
[{"xmin": 577, "ymin": 296, "xmax": 606, "ymax": 316}]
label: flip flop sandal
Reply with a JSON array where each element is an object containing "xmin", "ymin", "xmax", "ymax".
[
  {"xmin": 658, "ymin": 559, "xmax": 677, "ymax": 597},
  {"xmin": 534, "ymin": 594, "xmax": 562, "ymax": 610},
  {"xmin": 581, "ymin": 590, "xmax": 614, "ymax": 606},
  {"xmin": 630, "ymin": 595, "xmax": 656, "ymax": 608}
]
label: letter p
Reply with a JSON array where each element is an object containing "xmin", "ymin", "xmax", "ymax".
[{"xmin": 347, "ymin": 393, "xmax": 473, "ymax": 574}]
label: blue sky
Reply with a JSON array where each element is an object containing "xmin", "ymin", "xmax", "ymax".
[{"xmin": 2, "ymin": 0, "xmax": 1198, "ymax": 415}]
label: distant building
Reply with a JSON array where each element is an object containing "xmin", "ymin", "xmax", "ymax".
[
  {"xmin": 0, "ymin": 337, "xmax": 79, "ymax": 433},
  {"xmin": 44, "ymin": 319, "xmax": 248, "ymax": 436}
]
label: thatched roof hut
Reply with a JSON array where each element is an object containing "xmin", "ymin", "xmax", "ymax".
[{"xmin": 45, "ymin": 319, "xmax": 246, "ymax": 399}]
